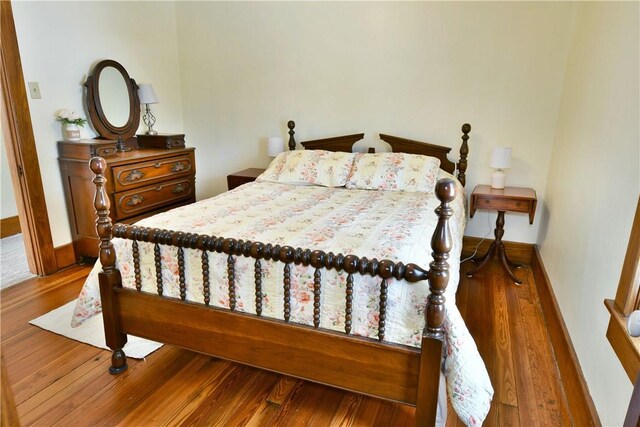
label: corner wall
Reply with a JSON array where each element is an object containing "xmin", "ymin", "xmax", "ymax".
[
  {"xmin": 12, "ymin": 1, "xmax": 184, "ymax": 246},
  {"xmin": 537, "ymin": 2, "xmax": 640, "ymax": 424}
]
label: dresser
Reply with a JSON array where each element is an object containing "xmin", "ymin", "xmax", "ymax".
[{"xmin": 58, "ymin": 139, "xmax": 196, "ymax": 260}]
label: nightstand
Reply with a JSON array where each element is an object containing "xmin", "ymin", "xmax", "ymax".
[
  {"xmin": 466, "ymin": 185, "xmax": 537, "ymax": 284},
  {"xmin": 227, "ymin": 168, "xmax": 266, "ymax": 190}
]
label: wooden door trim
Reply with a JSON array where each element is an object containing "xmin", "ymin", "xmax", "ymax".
[{"xmin": 0, "ymin": 1, "xmax": 57, "ymax": 275}]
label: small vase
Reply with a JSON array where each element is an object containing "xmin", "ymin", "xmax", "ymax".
[{"xmin": 63, "ymin": 123, "xmax": 81, "ymax": 141}]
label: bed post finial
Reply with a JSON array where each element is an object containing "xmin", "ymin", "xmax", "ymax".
[
  {"xmin": 426, "ymin": 178, "xmax": 455, "ymax": 339},
  {"xmin": 457, "ymin": 123, "xmax": 471, "ymax": 187},
  {"xmin": 90, "ymin": 156, "xmax": 128, "ymax": 375},
  {"xmin": 287, "ymin": 120, "xmax": 296, "ymax": 151}
]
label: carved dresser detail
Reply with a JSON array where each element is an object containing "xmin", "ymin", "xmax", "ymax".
[{"xmin": 58, "ymin": 140, "xmax": 196, "ymax": 260}]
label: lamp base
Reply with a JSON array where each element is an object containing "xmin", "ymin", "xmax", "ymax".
[
  {"xmin": 145, "ymin": 129, "xmax": 158, "ymax": 135},
  {"xmin": 491, "ymin": 169, "xmax": 506, "ymax": 189}
]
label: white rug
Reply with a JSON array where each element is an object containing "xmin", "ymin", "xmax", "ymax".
[{"xmin": 29, "ymin": 300, "xmax": 163, "ymax": 359}]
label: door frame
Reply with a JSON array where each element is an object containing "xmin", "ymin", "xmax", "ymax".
[{"xmin": 1, "ymin": 1, "xmax": 57, "ymax": 275}]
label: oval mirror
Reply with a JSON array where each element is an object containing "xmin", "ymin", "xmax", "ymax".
[
  {"xmin": 85, "ymin": 60, "xmax": 140, "ymax": 151},
  {"xmin": 98, "ymin": 66, "xmax": 130, "ymax": 128}
]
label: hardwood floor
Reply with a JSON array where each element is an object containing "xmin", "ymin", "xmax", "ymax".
[{"xmin": 1, "ymin": 261, "xmax": 571, "ymax": 426}]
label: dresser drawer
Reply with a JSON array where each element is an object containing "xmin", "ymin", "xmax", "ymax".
[
  {"xmin": 114, "ymin": 178, "xmax": 194, "ymax": 219},
  {"xmin": 476, "ymin": 196, "xmax": 532, "ymax": 213},
  {"xmin": 112, "ymin": 153, "xmax": 195, "ymax": 191}
]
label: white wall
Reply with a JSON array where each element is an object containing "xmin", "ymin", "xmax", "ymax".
[
  {"xmin": 12, "ymin": 1, "xmax": 184, "ymax": 246},
  {"xmin": 538, "ymin": 2, "xmax": 639, "ymax": 425},
  {"xmin": 1, "ymin": 133, "xmax": 18, "ymax": 219},
  {"xmin": 174, "ymin": 1, "xmax": 575, "ymax": 244}
]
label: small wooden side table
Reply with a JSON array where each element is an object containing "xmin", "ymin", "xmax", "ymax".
[
  {"xmin": 466, "ymin": 185, "xmax": 537, "ymax": 284},
  {"xmin": 227, "ymin": 168, "xmax": 266, "ymax": 190}
]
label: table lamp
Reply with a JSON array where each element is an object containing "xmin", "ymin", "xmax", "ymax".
[
  {"xmin": 490, "ymin": 147, "xmax": 512, "ymax": 189},
  {"xmin": 138, "ymin": 84, "xmax": 159, "ymax": 135},
  {"xmin": 267, "ymin": 136, "xmax": 284, "ymax": 157}
]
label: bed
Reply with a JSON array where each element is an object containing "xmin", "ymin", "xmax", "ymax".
[{"xmin": 75, "ymin": 121, "xmax": 492, "ymax": 426}]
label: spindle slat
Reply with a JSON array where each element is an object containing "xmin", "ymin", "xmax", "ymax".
[
  {"xmin": 154, "ymin": 243, "xmax": 163, "ymax": 296},
  {"xmin": 132, "ymin": 240, "xmax": 141, "ymax": 291},
  {"xmin": 178, "ymin": 247, "xmax": 186, "ymax": 301},
  {"xmin": 284, "ymin": 263, "xmax": 291, "ymax": 322},
  {"xmin": 202, "ymin": 249, "xmax": 210, "ymax": 306},
  {"xmin": 313, "ymin": 268, "xmax": 321, "ymax": 328},
  {"xmin": 345, "ymin": 273, "xmax": 354, "ymax": 334},
  {"xmin": 255, "ymin": 259, "xmax": 263, "ymax": 316},
  {"xmin": 378, "ymin": 279, "xmax": 388, "ymax": 341},
  {"xmin": 228, "ymin": 254, "xmax": 236, "ymax": 311}
]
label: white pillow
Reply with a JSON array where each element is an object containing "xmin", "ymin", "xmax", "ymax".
[
  {"xmin": 256, "ymin": 151, "xmax": 288, "ymax": 182},
  {"xmin": 345, "ymin": 152, "xmax": 441, "ymax": 193},
  {"xmin": 257, "ymin": 150, "xmax": 356, "ymax": 187}
]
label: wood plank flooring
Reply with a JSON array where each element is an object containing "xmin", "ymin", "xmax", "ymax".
[{"xmin": 1, "ymin": 261, "xmax": 571, "ymax": 426}]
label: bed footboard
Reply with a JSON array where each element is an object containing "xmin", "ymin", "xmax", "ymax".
[{"xmin": 90, "ymin": 157, "xmax": 456, "ymax": 426}]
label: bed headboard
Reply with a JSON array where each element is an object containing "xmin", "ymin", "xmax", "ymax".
[{"xmin": 287, "ymin": 120, "xmax": 471, "ymax": 187}]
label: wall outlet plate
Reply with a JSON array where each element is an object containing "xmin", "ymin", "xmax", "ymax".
[{"xmin": 28, "ymin": 82, "xmax": 41, "ymax": 99}]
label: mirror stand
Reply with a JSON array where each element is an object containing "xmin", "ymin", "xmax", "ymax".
[
  {"xmin": 85, "ymin": 60, "xmax": 141, "ymax": 147},
  {"xmin": 116, "ymin": 137, "xmax": 131, "ymax": 152}
]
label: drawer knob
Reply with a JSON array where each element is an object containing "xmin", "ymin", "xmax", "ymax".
[
  {"xmin": 154, "ymin": 161, "xmax": 161, "ymax": 168},
  {"xmin": 126, "ymin": 195, "xmax": 144, "ymax": 206},
  {"xmin": 171, "ymin": 162, "xmax": 187, "ymax": 173},
  {"xmin": 484, "ymin": 200, "xmax": 490, "ymax": 204},
  {"xmin": 124, "ymin": 169, "xmax": 144, "ymax": 182},
  {"xmin": 172, "ymin": 184, "xmax": 186, "ymax": 194}
]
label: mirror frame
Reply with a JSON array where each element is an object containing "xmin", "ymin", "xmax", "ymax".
[{"xmin": 85, "ymin": 59, "xmax": 140, "ymax": 142}]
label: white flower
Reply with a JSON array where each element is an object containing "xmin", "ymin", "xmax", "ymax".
[
  {"xmin": 69, "ymin": 111, "xmax": 80, "ymax": 121},
  {"xmin": 58, "ymin": 110, "xmax": 70, "ymax": 119}
]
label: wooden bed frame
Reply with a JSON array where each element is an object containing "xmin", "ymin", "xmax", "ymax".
[{"xmin": 92, "ymin": 122, "xmax": 471, "ymax": 426}]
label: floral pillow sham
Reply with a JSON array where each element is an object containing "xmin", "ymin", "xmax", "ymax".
[
  {"xmin": 345, "ymin": 152, "xmax": 441, "ymax": 193},
  {"xmin": 257, "ymin": 150, "xmax": 356, "ymax": 187}
]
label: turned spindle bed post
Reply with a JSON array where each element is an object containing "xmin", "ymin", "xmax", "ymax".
[
  {"xmin": 457, "ymin": 123, "xmax": 471, "ymax": 187},
  {"xmin": 91, "ymin": 157, "xmax": 128, "ymax": 374},
  {"xmin": 288, "ymin": 120, "xmax": 296, "ymax": 150},
  {"xmin": 416, "ymin": 178, "xmax": 455, "ymax": 425}
]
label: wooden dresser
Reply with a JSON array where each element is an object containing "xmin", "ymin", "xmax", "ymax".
[{"xmin": 58, "ymin": 139, "xmax": 196, "ymax": 260}]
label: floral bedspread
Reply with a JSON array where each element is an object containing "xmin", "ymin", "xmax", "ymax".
[{"xmin": 72, "ymin": 172, "xmax": 492, "ymax": 425}]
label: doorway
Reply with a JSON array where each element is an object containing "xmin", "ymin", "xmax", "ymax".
[{"xmin": 1, "ymin": 0, "xmax": 57, "ymax": 276}]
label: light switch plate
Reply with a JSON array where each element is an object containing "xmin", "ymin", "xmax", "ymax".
[{"xmin": 28, "ymin": 82, "xmax": 41, "ymax": 99}]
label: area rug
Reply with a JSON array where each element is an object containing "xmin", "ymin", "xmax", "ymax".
[{"xmin": 29, "ymin": 299, "xmax": 163, "ymax": 359}]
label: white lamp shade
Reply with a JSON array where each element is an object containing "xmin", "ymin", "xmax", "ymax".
[
  {"xmin": 490, "ymin": 147, "xmax": 512, "ymax": 169},
  {"xmin": 138, "ymin": 84, "xmax": 159, "ymax": 105},
  {"xmin": 267, "ymin": 136, "xmax": 284, "ymax": 157}
]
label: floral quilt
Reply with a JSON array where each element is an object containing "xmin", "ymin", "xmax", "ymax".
[{"xmin": 72, "ymin": 171, "xmax": 492, "ymax": 425}]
